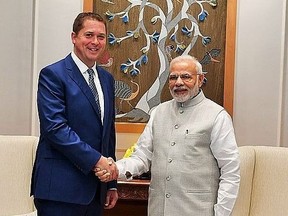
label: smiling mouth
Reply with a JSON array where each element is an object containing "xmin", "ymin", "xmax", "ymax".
[
  {"xmin": 174, "ymin": 88, "xmax": 187, "ymax": 94},
  {"xmin": 88, "ymin": 47, "xmax": 99, "ymax": 52}
]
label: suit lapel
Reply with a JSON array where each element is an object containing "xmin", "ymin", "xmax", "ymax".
[
  {"xmin": 97, "ymin": 66, "xmax": 111, "ymax": 137},
  {"xmin": 65, "ymin": 55, "xmax": 101, "ymax": 119}
]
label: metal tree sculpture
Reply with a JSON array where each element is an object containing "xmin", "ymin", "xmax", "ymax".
[{"xmin": 104, "ymin": 0, "xmax": 219, "ymax": 122}]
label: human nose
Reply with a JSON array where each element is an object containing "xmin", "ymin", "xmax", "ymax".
[
  {"xmin": 91, "ymin": 36, "xmax": 100, "ymax": 44},
  {"xmin": 175, "ymin": 75, "xmax": 184, "ymax": 85}
]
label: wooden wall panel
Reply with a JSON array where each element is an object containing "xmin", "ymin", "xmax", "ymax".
[{"xmin": 83, "ymin": 0, "xmax": 236, "ymax": 132}]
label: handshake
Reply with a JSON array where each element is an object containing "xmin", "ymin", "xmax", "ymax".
[{"xmin": 93, "ymin": 156, "xmax": 119, "ymax": 182}]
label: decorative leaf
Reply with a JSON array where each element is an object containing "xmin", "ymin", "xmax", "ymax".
[
  {"xmin": 121, "ymin": 14, "xmax": 129, "ymax": 23},
  {"xmin": 108, "ymin": 33, "xmax": 117, "ymax": 45},
  {"xmin": 133, "ymin": 32, "xmax": 140, "ymax": 39},
  {"xmin": 105, "ymin": 11, "xmax": 115, "ymax": 21},
  {"xmin": 176, "ymin": 44, "xmax": 186, "ymax": 54},
  {"xmin": 170, "ymin": 34, "xmax": 176, "ymax": 41},
  {"xmin": 120, "ymin": 64, "xmax": 129, "ymax": 74},
  {"xmin": 202, "ymin": 36, "xmax": 211, "ymax": 46},
  {"xmin": 209, "ymin": 0, "xmax": 217, "ymax": 7},
  {"xmin": 136, "ymin": 60, "xmax": 141, "ymax": 67},
  {"xmin": 126, "ymin": 31, "xmax": 133, "ymax": 36},
  {"xmin": 130, "ymin": 68, "xmax": 140, "ymax": 76},
  {"xmin": 152, "ymin": 32, "xmax": 160, "ymax": 43},
  {"xmin": 142, "ymin": 55, "xmax": 148, "ymax": 64},
  {"xmin": 181, "ymin": 26, "xmax": 190, "ymax": 35},
  {"xmin": 198, "ymin": 10, "xmax": 208, "ymax": 22}
]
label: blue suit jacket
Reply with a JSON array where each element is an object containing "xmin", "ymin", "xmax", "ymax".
[{"xmin": 31, "ymin": 54, "xmax": 116, "ymax": 205}]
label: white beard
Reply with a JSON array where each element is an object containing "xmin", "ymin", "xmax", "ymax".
[{"xmin": 170, "ymin": 84, "xmax": 199, "ymax": 103}]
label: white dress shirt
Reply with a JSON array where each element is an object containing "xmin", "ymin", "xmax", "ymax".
[{"xmin": 71, "ymin": 52, "xmax": 104, "ymax": 123}]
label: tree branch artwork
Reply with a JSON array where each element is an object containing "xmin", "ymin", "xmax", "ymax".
[{"xmin": 98, "ymin": 0, "xmax": 222, "ymax": 122}]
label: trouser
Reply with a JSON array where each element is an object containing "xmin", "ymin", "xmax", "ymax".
[{"xmin": 34, "ymin": 190, "xmax": 103, "ymax": 216}]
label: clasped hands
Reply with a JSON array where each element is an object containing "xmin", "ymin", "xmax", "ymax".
[{"xmin": 93, "ymin": 156, "xmax": 118, "ymax": 182}]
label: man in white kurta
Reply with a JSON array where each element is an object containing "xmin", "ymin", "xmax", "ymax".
[{"xmin": 97, "ymin": 55, "xmax": 240, "ymax": 216}]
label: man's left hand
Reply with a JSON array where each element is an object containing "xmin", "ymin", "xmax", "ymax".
[{"xmin": 104, "ymin": 189, "xmax": 118, "ymax": 209}]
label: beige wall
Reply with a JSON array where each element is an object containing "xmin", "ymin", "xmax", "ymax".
[
  {"xmin": 31, "ymin": 0, "xmax": 83, "ymax": 134},
  {"xmin": 233, "ymin": 0, "xmax": 288, "ymax": 147},
  {"xmin": 0, "ymin": 0, "xmax": 287, "ymax": 151},
  {"xmin": 0, "ymin": 0, "xmax": 34, "ymax": 135}
]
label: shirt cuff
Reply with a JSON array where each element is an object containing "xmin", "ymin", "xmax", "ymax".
[{"xmin": 108, "ymin": 188, "xmax": 117, "ymax": 191}]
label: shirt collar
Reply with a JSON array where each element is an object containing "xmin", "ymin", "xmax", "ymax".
[{"xmin": 71, "ymin": 51, "xmax": 97, "ymax": 74}]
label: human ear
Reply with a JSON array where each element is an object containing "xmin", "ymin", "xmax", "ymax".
[
  {"xmin": 198, "ymin": 74, "xmax": 205, "ymax": 87},
  {"xmin": 71, "ymin": 32, "xmax": 76, "ymax": 44}
]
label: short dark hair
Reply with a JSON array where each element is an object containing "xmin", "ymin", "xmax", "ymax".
[{"xmin": 72, "ymin": 12, "xmax": 107, "ymax": 35}]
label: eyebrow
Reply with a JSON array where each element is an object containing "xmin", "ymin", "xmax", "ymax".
[
  {"xmin": 84, "ymin": 31, "xmax": 106, "ymax": 36},
  {"xmin": 98, "ymin": 33, "xmax": 106, "ymax": 37},
  {"xmin": 170, "ymin": 73, "xmax": 192, "ymax": 76}
]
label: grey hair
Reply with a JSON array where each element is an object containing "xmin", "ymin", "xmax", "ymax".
[{"xmin": 170, "ymin": 55, "xmax": 203, "ymax": 74}]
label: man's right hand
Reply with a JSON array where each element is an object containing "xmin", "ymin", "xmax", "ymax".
[{"xmin": 93, "ymin": 156, "xmax": 118, "ymax": 182}]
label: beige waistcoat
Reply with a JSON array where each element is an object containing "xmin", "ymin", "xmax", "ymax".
[{"xmin": 148, "ymin": 91, "xmax": 223, "ymax": 216}]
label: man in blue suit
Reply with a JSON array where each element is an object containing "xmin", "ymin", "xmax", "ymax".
[{"xmin": 31, "ymin": 12, "xmax": 118, "ymax": 216}]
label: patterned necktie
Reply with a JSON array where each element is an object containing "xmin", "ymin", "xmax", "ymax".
[{"xmin": 87, "ymin": 68, "xmax": 101, "ymax": 117}]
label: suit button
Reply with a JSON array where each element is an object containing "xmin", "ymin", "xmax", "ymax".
[
  {"xmin": 166, "ymin": 193, "xmax": 171, "ymax": 198},
  {"xmin": 166, "ymin": 176, "xmax": 171, "ymax": 181},
  {"xmin": 168, "ymin": 158, "xmax": 172, "ymax": 163}
]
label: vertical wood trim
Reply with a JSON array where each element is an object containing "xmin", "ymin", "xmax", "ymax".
[
  {"xmin": 83, "ymin": 0, "xmax": 93, "ymax": 12},
  {"xmin": 224, "ymin": 0, "xmax": 237, "ymax": 117},
  {"xmin": 116, "ymin": 122, "xmax": 145, "ymax": 133}
]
